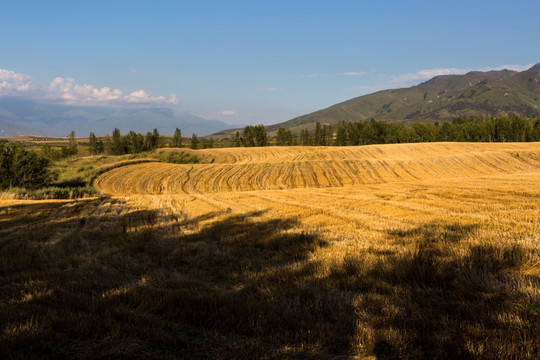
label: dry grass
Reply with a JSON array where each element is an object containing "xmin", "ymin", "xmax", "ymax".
[
  {"xmin": 96, "ymin": 142, "xmax": 540, "ymax": 194},
  {"xmin": 1, "ymin": 142, "xmax": 540, "ymax": 359}
]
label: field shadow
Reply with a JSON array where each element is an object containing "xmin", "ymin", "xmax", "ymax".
[
  {"xmin": 1, "ymin": 204, "xmax": 538, "ymax": 359},
  {"xmin": 0, "ymin": 199, "xmax": 351, "ymax": 359},
  {"xmin": 328, "ymin": 222, "xmax": 538, "ymax": 359}
]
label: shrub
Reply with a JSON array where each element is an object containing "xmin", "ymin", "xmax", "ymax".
[{"xmin": 0, "ymin": 142, "xmax": 57, "ymax": 190}]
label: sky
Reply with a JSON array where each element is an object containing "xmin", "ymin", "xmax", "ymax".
[{"xmin": 1, "ymin": 0, "xmax": 539, "ymax": 126}]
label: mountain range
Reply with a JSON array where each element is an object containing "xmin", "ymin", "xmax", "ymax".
[
  {"xmin": 0, "ymin": 98, "xmax": 231, "ymax": 137},
  {"xmin": 263, "ymin": 63, "xmax": 540, "ymax": 134},
  {"xmin": 2, "ymin": 63, "xmax": 540, "ymax": 138}
]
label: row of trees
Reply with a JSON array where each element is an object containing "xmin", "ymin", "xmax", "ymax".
[
  {"xmin": 39, "ymin": 115, "xmax": 540, "ymax": 160},
  {"xmin": 102, "ymin": 128, "xmax": 162, "ymax": 155},
  {"xmin": 274, "ymin": 116, "xmax": 540, "ymax": 147},
  {"xmin": 202, "ymin": 116, "xmax": 540, "ymax": 148},
  {"xmin": 88, "ymin": 128, "xmax": 183, "ymax": 155},
  {"xmin": 331, "ymin": 116, "xmax": 540, "ymax": 146}
]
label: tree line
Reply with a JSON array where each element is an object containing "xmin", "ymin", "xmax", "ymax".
[
  {"xmin": 224, "ymin": 116, "xmax": 540, "ymax": 147},
  {"xmin": 270, "ymin": 115, "xmax": 540, "ymax": 146},
  {"xmin": 36, "ymin": 115, "xmax": 540, "ymax": 162},
  {"xmin": 330, "ymin": 115, "xmax": 540, "ymax": 145}
]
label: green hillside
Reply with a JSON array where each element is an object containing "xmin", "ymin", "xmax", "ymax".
[{"xmin": 266, "ymin": 64, "xmax": 540, "ymax": 134}]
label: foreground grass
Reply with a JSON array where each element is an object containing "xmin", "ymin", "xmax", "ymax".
[
  {"xmin": 1, "ymin": 144, "xmax": 540, "ymax": 358},
  {"xmin": 1, "ymin": 171, "xmax": 539, "ymax": 359}
]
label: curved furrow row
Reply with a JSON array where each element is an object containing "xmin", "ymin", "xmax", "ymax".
[{"xmin": 96, "ymin": 143, "xmax": 540, "ymax": 196}]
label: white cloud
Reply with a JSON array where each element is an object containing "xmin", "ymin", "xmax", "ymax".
[
  {"xmin": 304, "ymin": 73, "xmax": 328, "ymax": 78},
  {"xmin": 343, "ymin": 72, "xmax": 365, "ymax": 76},
  {"xmin": 256, "ymin": 85, "xmax": 285, "ymax": 92},
  {"xmin": 216, "ymin": 110, "xmax": 238, "ymax": 116},
  {"xmin": 0, "ymin": 68, "xmax": 179, "ymax": 106},
  {"xmin": 0, "ymin": 68, "xmax": 41, "ymax": 95},
  {"xmin": 394, "ymin": 68, "xmax": 469, "ymax": 83}
]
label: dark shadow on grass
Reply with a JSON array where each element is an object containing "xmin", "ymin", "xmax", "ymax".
[
  {"xmin": 0, "ymin": 199, "xmax": 355, "ymax": 359},
  {"xmin": 1, "ymin": 207, "xmax": 538, "ymax": 359},
  {"xmin": 367, "ymin": 222, "xmax": 537, "ymax": 359}
]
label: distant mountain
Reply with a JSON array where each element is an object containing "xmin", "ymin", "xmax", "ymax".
[
  {"xmin": 264, "ymin": 64, "xmax": 540, "ymax": 134},
  {"xmin": 0, "ymin": 98, "xmax": 231, "ymax": 137}
]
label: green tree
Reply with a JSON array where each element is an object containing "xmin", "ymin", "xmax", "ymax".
[
  {"xmin": 68, "ymin": 130, "xmax": 78, "ymax": 156},
  {"xmin": 107, "ymin": 128, "xmax": 125, "ymax": 155},
  {"xmin": 152, "ymin": 128, "xmax": 160, "ymax": 149},
  {"xmin": 276, "ymin": 127, "xmax": 292, "ymax": 146},
  {"xmin": 0, "ymin": 142, "xmax": 57, "ymax": 190},
  {"xmin": 229, "ymin": 131, "xmax": 242, "ymax": 147},
  {"xmin": 89, "ymin": 132, "xmax": 98, "ymax": 155},
  {"xmin": 41, "ymin": 143, "xmax": 59, "ymax": 160},
  {"xmin": 335, "ymin": 122, "xmax": 348, "ymax": 146},
  {"xmin": 242, "ymin": 126, "xmax": 255, "ymax": 147},
  {"xmin": 201, "ymin": 137, "xmax": 215, "ymax": 149},
  {"xmin": 124, "ymin": 131, "xmax": 144, "ymax": 154},
  {"xmin": 300, "ymin": 129, "xmax": 311, "ymax": 146},
  {"xmin": 323, "ymin": 124, "xmax": 333, "ymax": 145},
  {"xmin": 173, "ymin": 128, "xmax": 182, "ymax": 147},
  {"xmin": 190, "ymin": 133, "xmax": 199, "ymax": 149},
  {"xmin": 314, "ymin": 122, "xmax": 322, "ymax": 145},
  {"xmin": 254, "ymin": 125, "xmax": 268, "ymax": 146}
]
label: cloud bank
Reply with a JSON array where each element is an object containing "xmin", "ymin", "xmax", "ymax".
[{"xmin": 0, "ymin": 68, "xmax": 178, "ymax": 106}]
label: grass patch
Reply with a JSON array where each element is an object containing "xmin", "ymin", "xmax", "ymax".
[
  {"xmin": 157, "ymin": 150, "xmax": 200, "ymax": 164},
  {"xmin": 5, "ymin": 186, "xmax": 98, "ymax": 200}
]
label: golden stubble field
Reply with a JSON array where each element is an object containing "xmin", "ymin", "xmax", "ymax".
[{"xmin": 1, "ymin": 142, "xmax": 540, "ymax": 359}]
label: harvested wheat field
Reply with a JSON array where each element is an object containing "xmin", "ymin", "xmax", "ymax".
[{"xmin": 2, "ymin": 142, "xmax": 540, "ymax": 359}]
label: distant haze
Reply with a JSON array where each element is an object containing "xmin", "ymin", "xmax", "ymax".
[{"xmin": 0, "ymin": 97, "xmax": 232, "ymax": 137}]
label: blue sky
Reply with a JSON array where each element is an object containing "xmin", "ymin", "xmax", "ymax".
[{"xmin": 1, "ymin": 0, "xmax": 539, "ymax": 126}]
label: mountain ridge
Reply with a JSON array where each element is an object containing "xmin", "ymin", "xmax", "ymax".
[
  {"xmin": 264, "ymin": 66, "xmax": 540, "ymax": 134},
  {"xmin": 0, "ymin": 98, "xmax": 232, "ymax": 137}
]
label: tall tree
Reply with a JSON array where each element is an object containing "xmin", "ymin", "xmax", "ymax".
[
  {"xmin": 242, "ymin": 126, "xmax": 255, "ymax": 147},
  {"xmin": 276, "ymin": 127, "xmax": 292, "ymax": 146},
  {"xmin": 89, "ymin": 132, "xmax": 97, "ymax": 155},
  {"xmin": 190, "ymin": 133, "xmax": 199, "ymax": 149},
  {"xmin": 300, "ymin": 129, "xmax": 311, "ymax": 146},
  {"xmin": 335, "ymin": 122, "xmax": 348, "ymax": 146},
  {"xmin": 254, "ymin": 125, "xmax": 268, "ymax": 146},
  {"xmin": 110, "ymin": 128, "xmax": 124, "ymax": 155},
  {"xmin": 125, "ymin": 131, "xmax": 144, "ymax": 154},
  {"xmin": 314, "ymin": 122, "xmax": 322, "ymax": 145},
  {"xmin": 68, "ymin": 130, "xmax": 78, "ymax": 156},
  {"xmin": 173, "ymin": 128, "xmax": 182, "ymax": 147},
  {"xmin": 152, "ymin": 128, "xmax": 160, "ymax": 149}
]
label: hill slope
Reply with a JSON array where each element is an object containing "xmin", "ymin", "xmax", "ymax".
[{"xmin": 266, "ymin": 64, "xmax": 540, "ymax": 134}]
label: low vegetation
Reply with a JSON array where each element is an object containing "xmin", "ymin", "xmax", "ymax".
[
  {"xmin": 0, "ymin": 141, "xmax": 57, "ymax": 190},
  {"xmin": 1, "ymin": 143, "xmax": 539, "ymax": 358}
]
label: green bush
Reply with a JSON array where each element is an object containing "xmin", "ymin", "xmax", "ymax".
[
  {"xmin": 0, "ymin": 141, "xmax": 57, "ymax": 190},
  {"xmin": 161, "ymin": 151, "xmax": 199, "ymax": 164},
  {"xmin": 7, "ymin": 186, "xmax": 98, "ymax": 200}
]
